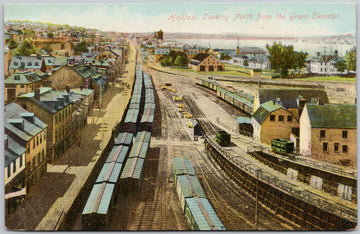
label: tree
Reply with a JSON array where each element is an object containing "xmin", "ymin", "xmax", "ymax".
[
  {"xmin": 243, "ymin": 60, "xmax": 248, "ymax": 67},
  {"xmin": 74, "ymin": 41, "xmax": 89, "ymax": 55},
  {"xmin": 47, "ymin": 32, "xmax": 54, "ymax": 38},
  {"xmin": 334, "ymin": 60, "xmax": 346, "ymax": 76},
  {"xmin": 345, "ymin": 47, "xmax": 356, "ymax": 72},
  {"xmin": 8, "ymin": 39, "xmax": 18, "ymax": 50},
  {"xmin": 14, "ymin": 40, "xmax": 39, "ymax": 56},
  {"xmin": 174, "ymin": 54, "xmax": 188, "ymax": 66},
  {"xmin": 220, "ymin": 53, "xmax": 232, "ymax": 61},
  {"xmin": 42, "ymin": 45, "xmax": 53, "ymax": 55},
  {"xmin": 266, "ymin": 42, "xmax": 307, "ymax": 78}
]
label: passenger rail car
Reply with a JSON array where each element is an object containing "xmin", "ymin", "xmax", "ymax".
[{"xmin": 200, "ymin": 78, "xmax": 254, "ymax": 114}]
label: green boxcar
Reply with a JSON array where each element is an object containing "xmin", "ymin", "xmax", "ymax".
[
  {"xmin": 271, "ymin": 138, "xmax": 294, "ymax": 154},
  {"xmin": 215, "ymin": 131, "xmax": 231, "ymax": 146}
]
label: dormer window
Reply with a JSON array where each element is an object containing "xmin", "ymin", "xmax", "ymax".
[
  {"xmin": 14, "ymin": 62, "xmax": 18, "ymax": 66},
  {"xmin": 35, "ymin": 62, "xmax": 39, "ymax": 66},
  {"xmin": 28, "ymin": 62, "xmax": 32, "ymax": 66},
  {"xmin": 21, "ymin": 62, "xmax": 25, "ymax": 67}
]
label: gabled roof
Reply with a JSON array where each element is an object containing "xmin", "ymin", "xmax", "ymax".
[
  {"xmin": 257, "ymin": 88, "xmax": 329, "ymax": 109},
  {"xmin": 306, "ymin": 104, "xmax": 356, "ymax": 129},
  {"xmin": 192, "ymin": 53, "xmax": 210, "ymax": 62},
  {"xmin": 5, "ymin": 71, "xmax": 41, "ymax": 85},
  {"xmin": 253, "ymin": 100, "xmax": 283, "ymax": 124}
]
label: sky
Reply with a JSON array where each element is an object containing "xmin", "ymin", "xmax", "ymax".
[{"xmin": 4, "ymin": 3, "xmax": 357, "ymax": 37}]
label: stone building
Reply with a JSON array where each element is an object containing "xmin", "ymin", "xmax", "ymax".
[
  {"xmin": 16, "ymin": 87, "xmax": 83, "ymax": 163},
  {"xmin": 252, "ymin": 100, "xmax": 299, "ymax": 145},
  {"xmin": 5, "ymin": 103, "xmax": 47, "ymax": 193},
  {"xmin": 300, "ymin": 103, "xmax": 356, "ymax": 167}
]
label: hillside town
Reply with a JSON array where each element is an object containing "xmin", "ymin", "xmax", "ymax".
[{"xmin": 4, "ymin": 17, "xmax": 357, "ymax": 232}]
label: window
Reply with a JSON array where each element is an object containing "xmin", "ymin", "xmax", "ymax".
[
  {"xmin": 278, "ymin": 115, "xmax": 284, "ymax": 122},
  {"xmin": 320, "ymin": 130, "xmax": 326, "ymax": 138},
  {"xmin": 21, "ymin": 84, "xmax": 25, "ymax": 88},
  {"xmin": 323, "ymin": 142, "xmax": 328, "ymax": 151},
  {"xmin": 287, "ymin": 116, "xmax": 292, "ymax": 122},
  {"xmin": 343, "ymin": 145, "xmax": 348, "ymax": 153},
  {"xmin": 20, "ymin": 155, "xmax": 23, "ymax": 167},
  {"xmin": 35, "ymin": 62, "xmax": 39, "ymax": 66},
  {"xmin": 33, "ymin": 157, "xmax": 36, "ymax": 168},
  {"xmin": 38, "ymin": 153, "xmax": 41, "ymax": 164},
  {"xmin": 36, "ymin": 136, "xmax": 39, "ymax": 146},
  {"xmin": 342, "ymin": 130, "xmax": 348, "ymax": 138},
  {"xmin": 27, "ymin": 162, "xmax": 31, "ymax": 172},
  {"xmin": 27, "ymin": 62, "xmax": 32, "ymax": 66},
  {"xmin": 21, "ymin": 62, "xmax": 25, "ymax": 67},
  {"xmin": 334, "ymin": 143, "xmax": 339, "ymax": 152},
  {"xmin": 42, "ymin": 149, "xmax": 45, "ymax": 160},
  {"xmin": 14, "ymin": 62, "xmax": 18, "ymax": 66},
  {"xmin": 270, "ymin": 115, "xmax": 275, "ymax": 121},
  {"xmin": 40, "ymin": 134, "xmax": 42, "ymax": 144},
  {"xmin": 33, "ymin": 140, "xmax": 35, "ymax": 149},
  {"xmin": 7, "ymin": 166, "xmax": 11, "ymax": 178}
]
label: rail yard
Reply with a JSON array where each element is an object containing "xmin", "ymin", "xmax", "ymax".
[{"xmin": 48, "ymin": 46, "xmax": 356, "ymax": 231}]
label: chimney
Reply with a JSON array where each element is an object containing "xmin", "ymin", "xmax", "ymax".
[
  {"xmin": 5, "ymin": 136, "xmax": 8, "ymax": 150},
  {"xmin": 298, "ymin": 98, "xmax": 306, "ymax": 119},
  {"xmin": 9, "ymin": 119, "xmax": 24, "ymax": 131},
  {"xmin": 66, "ymin": 85, "xmax": 70, "ymax": 93},
  {"xmin": 19, "ymin": 112, "xmax": 35, "ymax": 124},
  {"xmin": 34, "ymin": 88, "xmax": 41, "ymax": 101}
]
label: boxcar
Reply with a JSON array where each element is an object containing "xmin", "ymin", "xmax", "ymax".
[
  {"xmin": 173, "ymin": 158, "xmax": 196, "ymax": 184},
  {"xmin": 119, "ymin": 157, "xmax": 145, "ymax": 194},
  {"xmin": 114, "ymin": 132, "xmax": 134, "ymax": 146},
  {"xmin": 184, "ymin": 197, "xmax": 226, "ymax": 231},
  {"xmin": 271, "ymin": 138, "xmax": 294, "ymax": 154},
  {"xmin": 175, "ymin": 175, "xmax": 207, "ymax": 211},
  {"xmin": 123, "ymin": 108, "xmax": 140, "ymax": 133},
  {"xmin": 81, "ymin": 183, "xmax": 115, "ymax": 230}
]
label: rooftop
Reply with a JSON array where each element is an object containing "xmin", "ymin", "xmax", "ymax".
[{"xmin": 306, "ymin": 104, "xmax": 356, "ymax": 129}]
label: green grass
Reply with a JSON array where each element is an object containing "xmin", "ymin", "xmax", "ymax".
[{"xmin": 295, "ymin": 76, "xmax": 356, "ymax": 82}]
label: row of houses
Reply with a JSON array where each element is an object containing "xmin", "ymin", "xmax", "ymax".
[
  {"xmin": 5, "ymin": 86, "xmax": 95, "ymax": 216},
  {"xmin": 242, "ymin": 88, "xmax": 356, "ymax": 167}
]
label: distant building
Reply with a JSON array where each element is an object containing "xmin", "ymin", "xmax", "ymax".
[
  {"xmin": 9, "ymin": 56, "xmax": 47, "ymax": 75},
  {"xmin": 252, "ymin": 100, "xmax": 299, "ymax": 145},
  {"xmin": 5, "ymin": 103, "xmax": 47, "ymax": 193},
  {"xmin": 183, "ymin": 47, "xmax": 200, "ymax": 59},
  {"xmin": 16, "ymin": 87, "xmax": 83, "ymax": 163},
  {"xmin": 5, "ymin": 71, "xmax": 43, "ymax": 104},
  {"xmin": 154, "ymin": 47, "xmax": 170, "ymax": 62},
  {"xmin": 300, "ymin": 104, "xmax": 356, "ymax": 167},
  {"xmin": 4, "ymin": 45, "xmax": 12, "ymax": 77},
  {"xmin": 309, "ymin": 54, "xmax": 347, "ymax": 75},
  {"xmin": 236, "ymin": 47, "xmax": 265, "ymax": 55},
  {"xmin": 188, "ymin": 53, "xmax": 224, "ymax": 72},
  {"xmin": 155, "ymin": 29, "xmax": 164, "ymax": 40}
]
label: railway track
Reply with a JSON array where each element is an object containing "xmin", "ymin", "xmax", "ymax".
[
  {"xmin": 182, "ymin": 95, "xmax": 220, "ymax": 135},
  {"xmin": 188, "ymin": 146, "xmax": 300, "ymax": 230}
]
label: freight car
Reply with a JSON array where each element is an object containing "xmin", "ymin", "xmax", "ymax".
[
  {"xmin": 114, "ymin": 132, "xmax": 133, "ymax": 146},
  {"xmin": 215, "ymin": 131, "xmax": 231, "ymax": 146},
  {"xmin": 172, "ymin": 158, "xmax": 226, "ymax": 231},
  {"xmin": 271, "ymin": 138, "xmax": 294, "ymax": 155}
]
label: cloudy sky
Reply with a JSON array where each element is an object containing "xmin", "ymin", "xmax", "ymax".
[{"xmin": 4, "ymin": 3, "xmax": 356, "ymax": 37}]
